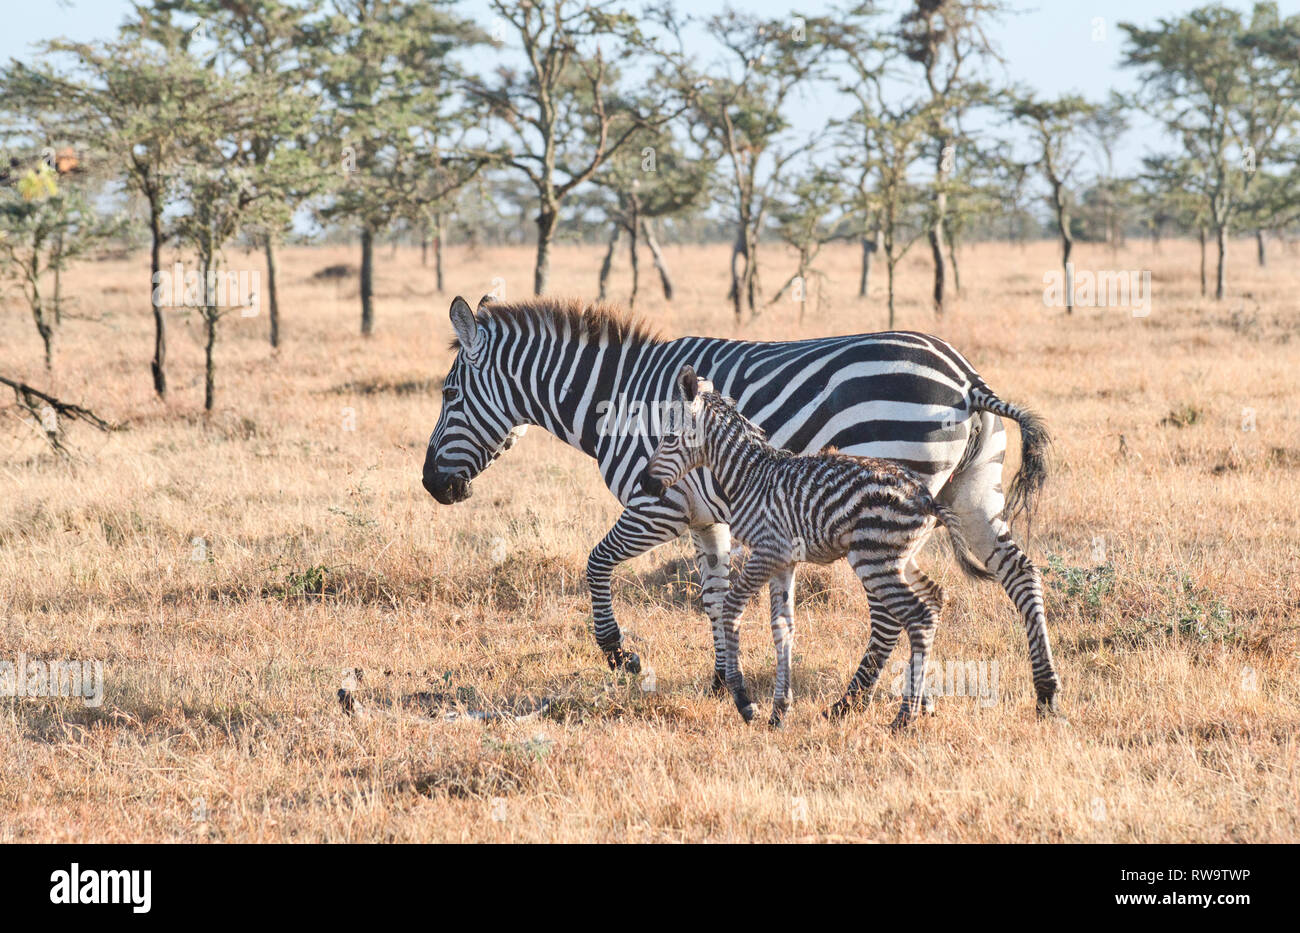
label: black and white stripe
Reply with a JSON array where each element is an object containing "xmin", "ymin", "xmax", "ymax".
[
  {"xmin": 640, "ymin": 365, "xmax": 993, "ymax": 728},
  {"xmin": 422, "ymin": 297, "xmax": 1061, "ymax": 716}
]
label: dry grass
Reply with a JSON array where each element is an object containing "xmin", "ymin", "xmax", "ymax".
[{"xmin": 1, "ymin": 236, "xmax": 1297, "ymax": 842}]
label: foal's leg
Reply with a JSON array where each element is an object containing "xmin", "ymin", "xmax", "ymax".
[
  {"xmin": 825, "ymin": 590, "xmax": 902, "ymax": 718},
  {"xmin": 719, "ymin": 551, "xmax": 778, "ymax": 723},
  {"xmin": 888, "ymin": 580, "xmax": 940, "ymax": 731},
  {"xmin": 767, "ymin": 564, "xmax": 796, "ymax": 727},
  {"xmin": 690, "ymin": 523, "xmax": 732, "ymax": 695}
]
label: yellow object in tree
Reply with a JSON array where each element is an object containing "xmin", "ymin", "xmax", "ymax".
[{"xmin": 17, "ymin": 165, "xmax": 59, "ymax": 201}]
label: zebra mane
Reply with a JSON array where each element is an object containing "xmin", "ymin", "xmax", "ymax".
[
  {"xmin": 701, "ymin": 391, "xmax": 769, "ymax": 444},
  {"xmin": 448, "ymin": 297, "xmax": 662, "ymax": 351}
]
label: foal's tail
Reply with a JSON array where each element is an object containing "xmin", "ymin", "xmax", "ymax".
[{"xmin": 924, "ymin": 496, "xmax": 996, "ymax": 582}]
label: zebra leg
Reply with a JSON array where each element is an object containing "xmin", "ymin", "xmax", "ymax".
[
  {"xmin": 891, "ymin": 586, "xmax": 939, "ymax": 731},
  {"xmin": 690, "ymin": 523, "xmax": 732, "ymax": 696},
  {"xmin": 719, "ymin": 552, "xmax": 776, "ymax": 723},
  {"xmin": 940, "ymin": 431, "xmax": 1063, "ymax": 717},
  {"xmin": 767, "ymin": 564, "xmax": 796, "ymax": 728},
  {"xmin": 907, "ymin": 561, "xmax": 945, "ymax": 715},
  {"xmin": 825, "ymin": 589, "xmax": 902, "ymax": 719},
  {"xmin": 586, "ymin": 505, "xmax": 689, "ymax": 674},
  {"xmin": 988, "ymin": 538, "xmax": 1061, "ymax": 716}
]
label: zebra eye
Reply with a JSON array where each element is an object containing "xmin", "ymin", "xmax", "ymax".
[{"xmin": 442, "ymin": 386, "xmax": 459, "ymax": 403}]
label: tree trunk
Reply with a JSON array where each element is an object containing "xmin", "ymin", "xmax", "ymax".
[
  {"xmin": 360, "ymin": 227, "xmax": 375, "ymax": 336},
  {"xmin": 149, "ymin": 205, "xmax": 167, "ymax": 398},
  {"xmin": 728, "ymin": 226, "xmax": 746, "ymax": 321},
  {"xmin": 886, "ymin": 260, "xmax": 897, "ymax": 329},
  {"xmin": 858, "ymin": 234, "xmax": 875, "ymax": 298},
  {"xmin": 202, "ymin": 256, "xmax": 217, "ymax": 412},
  {"xmin": 1256, "ymin": 229, "xmax": 1266, "ymax": 267},
  {"xmin": 204, "ymin": 311, "xmax": 217, "ymax": 412},
  {"xmin": 627, "ymin": 212, "xmax": 640, "ymax": 311},
  {"xmin": 534, "ymin": 204, "xmax": 558, "ymax": 296},
  {"xmin": 1050, "ymin": 179, "xmax": 1074, "ymax": 313},
  {"xmin": 597, "ymin": 223, "xmax": 620, "ymax": 302},
  {"xmin": 52, "ymin": 228, "xmax": 63, "ymax": 327},
  {"xmin": 641, "ymin": 218, "xmax": 674, "ymax": 300},
  {"xmin": 947, "ymin": 240, "xmax": 961, "ymax": 296},
  {"xmin": 1198, "ymin": 225, "xmax": 1208, "ymax": 297},
  {"xmin": 929, "ymin": 147, "xmax": 948, "ymax": 315},
  {"xmin": 265, "ymin": 237, "xmax": 280, "ymax": 349},
  {"xmin": 1215, "ymin": 223, "xmax": 1227, "ymax": 301},
  {"xmin": 797, "ymin": 250, "xmax": 810, "ymax": 322},
  {"xmin": 434, "ymin": 213, "xmax": 445, "ymax": 293},
  {"xmin": 31, "ymin": 300, "xmax": 53, "ymax": 372},
  {"xmin": 420, "ymin": 233, "xmax": 429, "ymax": 267}
]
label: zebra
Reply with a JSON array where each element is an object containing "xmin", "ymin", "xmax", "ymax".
[
  {"xmin": 639, "ymin": 365, "xmax": 993, "ymax": 728},
  {"xmin": 422, "ymin": 295, "xmax": 1062, "ymax": 717}
]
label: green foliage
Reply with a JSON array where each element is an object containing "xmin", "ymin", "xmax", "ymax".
[{"xmin": 1044, "ymin": 555, "xmax": 1116, "ymax": 609}]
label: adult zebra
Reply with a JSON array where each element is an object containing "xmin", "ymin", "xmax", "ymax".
[{"xmin": 422, "ymin": 296, "xmax": 1062, "ymax": 716}]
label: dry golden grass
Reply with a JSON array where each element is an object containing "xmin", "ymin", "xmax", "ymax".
[{"xmin": 1, "ymin": 236, "xmax": 1297, "ymax": 842}]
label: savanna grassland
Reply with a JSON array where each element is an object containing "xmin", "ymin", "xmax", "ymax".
[{"xmin": 1, "ymin": 237, "xmax": 1297, "ymax": 842}]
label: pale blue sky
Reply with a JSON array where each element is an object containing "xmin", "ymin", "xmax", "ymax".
[{"xmin": 4, "ymin": 0, "xmax": 1294, "ymax": 176}]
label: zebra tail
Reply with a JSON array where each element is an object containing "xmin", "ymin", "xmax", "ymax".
[
  {"xmin": 926, "ymin": 498, "xmax": 996, "ymax": 581},
  {"xmin": 969, "ymin": 386, "xmax": 1051, "ymax": 532}
]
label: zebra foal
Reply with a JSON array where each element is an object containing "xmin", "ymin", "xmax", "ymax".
[{"xmin": 639, "ymin": 365, "xmax": 992, "ymax": 729}]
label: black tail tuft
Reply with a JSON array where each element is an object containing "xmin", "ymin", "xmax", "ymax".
[
  {"xmin": 1004, "ymin": 406, "xmax": 1050, "ymax": 533},
  {"xmin": 969, "ymin": 386, "xmax": 1051, "ymax": 535}
]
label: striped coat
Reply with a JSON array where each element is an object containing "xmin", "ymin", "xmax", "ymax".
[{"xmin": 423, "ymin": 297, "xmax": 1060, "ymax": 716}]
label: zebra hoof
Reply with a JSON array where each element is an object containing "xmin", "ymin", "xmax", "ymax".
[
  {"xmin": 824, "ymin": 692, "xmax": 863, "ymax": 720},
  {"xmin": 1035, "ymin": 691, "xmax": 1065, "ymax": 721},
  {"xmin": 889, "ymin": 709, "xmax": 914, "ymax": 731},
  {"xmin": 733, "ymin": 690, "xmax": 756, "ymax": 723},
  {"xmin": 769, "ymin": 708, "xmax": 788, "ymax": 729},
  {"xmin": 708, "ymin": 670, "xmax": 728, "ymax": 697},
  {"xmin": 606, "ymin": 649, "xmax": 641, "ymax": 675}
]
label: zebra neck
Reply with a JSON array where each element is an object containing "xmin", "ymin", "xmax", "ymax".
[{"xmin": 703, "ymin": 421, "xmax": 776, "ymax": 503}]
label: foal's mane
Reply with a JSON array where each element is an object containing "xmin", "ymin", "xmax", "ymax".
[{"xmin": 448, "ymin": 297, "xmax": 662, "ymax": 351}]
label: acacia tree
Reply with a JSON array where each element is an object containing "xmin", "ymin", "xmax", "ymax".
[
  {"xmin": 1011, "ymin": 92, "xmax": 1099, "ymax": 313},
  {"xmin": 165, "ymin": 0, "xmax": 323, "ymax": 348},
  {"xmin": 896, "ymin": 0, "xmax": 1006, "ymax": 316},
  {"xmin": 860, "ymin": 96, "xmax": 931, "ymax": 327},
  {"xmin": 1087, "ymin": 93, "xmax": 1132, "ymax": 251},
  {"xmin": 590, "ymin": 124, "xmax": 709, "ymax": 307},
  {"xmin": 1140, "ymin": 152, "xmax": 1213, "ymax": 295},
  {"xmin": 1121, "ymin": 3, "xmax": 1300, "ymax": 299},
  {"xmin": 166, "ymin": 63, "xmax": 312, "ymax": 409},
  {"xmin": 1, "ymin": 16, "xmax": 230, "ymax": 397},
  {"xmin": 825, "ymin": 2, "xmax": 888, "ymax": 298},
  {"xmin": 309, "ymin": 0, "xmax": 489, "ymax": 335},
  {"xmin": 467, "ymin": 0, "xmax": 683, "ymax": 297},
  {"xmin": 663, "ymin": 9, "xmax": 830, "ymax": 320},
  {"xmin": 0, "ymin": 163, "xmax": 121, "ymax": 370},
  {"xmin": 768, "ymin": 167, "xmax": 850, "ymax": 320}
]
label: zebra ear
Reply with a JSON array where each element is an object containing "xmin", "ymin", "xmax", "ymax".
[
  {"xmin": 450, "ymin": 296, "xmax": 485, "ymax": 364},
  {"xmin": 476, "ymin": 294, "xmax": 496, "ymax": 310},
  {"xmin": 677, "ymin": 365, "xmax": 699, "ymax": 403}
]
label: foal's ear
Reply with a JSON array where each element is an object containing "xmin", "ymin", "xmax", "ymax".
[
  {"xmin": 677, "ymin": 365, "xmax": 699, "ymax": 403},
  {"xmin": 449, "ymin": 296, "xmax": 485, "ymax": 364}
]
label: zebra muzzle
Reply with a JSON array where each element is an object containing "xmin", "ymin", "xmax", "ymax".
[
  {"xmin": 423, "ymin": 470, "xmax": 472, "ymax": 504},
  {"xmin": 637, "ymin": 470, "xmax": 665, "ymax": 499}
]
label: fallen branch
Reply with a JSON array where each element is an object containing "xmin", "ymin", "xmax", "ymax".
[{"xmin": 0, "ymin": 373, "xmax": 118, "ymax": 454}]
